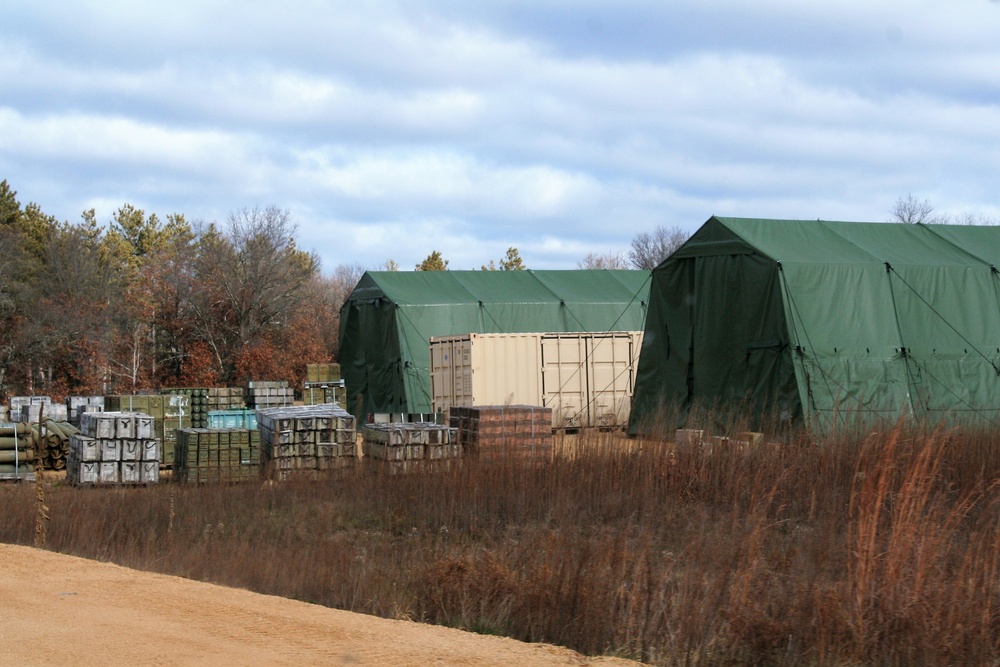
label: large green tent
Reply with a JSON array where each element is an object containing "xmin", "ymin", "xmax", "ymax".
[
  {"xmin": 339, "ymin": 270, "xmax": 651, "ymax": 416},
  {"xmin": 629, "ymin": 216, "xmax": 1000, "ymax": 433}
]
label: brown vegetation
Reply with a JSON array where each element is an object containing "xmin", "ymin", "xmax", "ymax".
[
  {"xmin": 1, "ymin": 180, "xmax": 340, "ymax": 397},
  {"xmin": 2, "ymin": 419, "xmax": 1000, "ymax": 665}
]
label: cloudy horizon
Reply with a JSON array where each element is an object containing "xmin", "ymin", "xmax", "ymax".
[{"xmin": 3, "ymin": 1, "xmax": 999, "ymax": 272}]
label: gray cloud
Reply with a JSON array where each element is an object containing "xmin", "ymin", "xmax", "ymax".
[{"xmin": 2, "ymin": 0, "xmax": 999, "ymax": 271}]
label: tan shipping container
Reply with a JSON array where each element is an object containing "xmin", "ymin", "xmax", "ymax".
[{"xmin": 430, "ymin": 331, "xmax": 643, "ymax": 429}]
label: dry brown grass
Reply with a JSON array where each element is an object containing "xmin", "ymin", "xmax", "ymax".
[{"xmin": 2, "ymin": 418, "xmax": 999, "ymax": 665}]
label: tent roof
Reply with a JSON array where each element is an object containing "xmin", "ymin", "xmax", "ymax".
[
  {"xmin": 340, "ymin": 269, "xmax": 651, "ymax": 415},
  {"xmin": 349, "ymin": 269, "xmax": 650, "ymax": 308},
  {"xmin": 671, "ymin": 216, "xmax": 997, "ymax": 268}
]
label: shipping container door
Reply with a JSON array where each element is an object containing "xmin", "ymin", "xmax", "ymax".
[
  {"xmin": 541, "ymin": 334, "xmax": 588, "ymax": 428},
  {"xmin": 588, "ymin": 334, "xmax": 635, "ymax": 428},
  {"xmin": 430, "ymin": 337, "xmax": 461, "ymax": 413}
]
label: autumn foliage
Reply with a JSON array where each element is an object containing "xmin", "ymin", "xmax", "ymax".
[{"xmin": 0, "ymin": 180, "xmax": 337, "ymax": 398}]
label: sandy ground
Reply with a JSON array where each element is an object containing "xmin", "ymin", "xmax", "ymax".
[{"xmin": 0, "ymin": 544, "xmax": 641, "ymax": 667}]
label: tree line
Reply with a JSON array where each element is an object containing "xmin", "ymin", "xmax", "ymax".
[
  {"xmin": 7, "ymin": 175, "xmax": 965, "ymax": 400},
  {"xmin": 0, "ymin": 180, "xmax": 337, "ymax": 399},
  {"xmin": 0, "ymin": 176, "xmax": 691, "ymax": 399}
]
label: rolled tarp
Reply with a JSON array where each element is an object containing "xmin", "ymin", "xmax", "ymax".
[
  {"xmin": 0, "ymin": 449, "xmax": 35, "ymax": 464},
  {"xmin": 0, "ymin": 462, "xmax": 35, "ymax": 473}
]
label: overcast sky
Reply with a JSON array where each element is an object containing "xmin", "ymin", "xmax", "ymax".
[{"xmin": 2, "ymin": 1, "xmax": 999, "ymax": 272}]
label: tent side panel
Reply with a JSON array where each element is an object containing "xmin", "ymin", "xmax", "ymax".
[
  {"xmin": 889, "ymin": 265, "xmax": 1000, "ymax": 425},
  {"xmin": 778, "ymin": 263, "xmax": 911, "ymax": 429},
  {"xmin": 630, "ymin": 253, "xmax": 796, "ymax": 432},
  {"xmin": 339, "ymin": 298, "xmax": 408, "ymax": 416},
  {"xmin": 629, "ymin": 258, "xmax": 694, "ymax": 432},
  {"xmin": 689, "ymin": 254, "xmax": 796, "ymax": 425}
]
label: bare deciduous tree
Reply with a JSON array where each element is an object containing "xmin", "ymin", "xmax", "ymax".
[
  {"xmin": 189, "ymin": 206, "xmax": 319, "ymax": 382},
  {"xmin": 628, "ymin": 225, "xmax": 690, "ymax": 269},
  {"xmin": 313, "ymin": 263, "xmax": 367, "ymax": 359},
  {"xmin": 889, "ymin": 194, "xmax": 946, "ymax": 224},
  {"xmin": 577, "ymin": 251, "xmax": 629, "ymax": 270}
]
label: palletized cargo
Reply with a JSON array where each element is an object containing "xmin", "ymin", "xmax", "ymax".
[
  {"xmin": 430, "ymin": 331, "xmax": 643, "ymax": 430},
  {"xmin": 450, "ymin": 405, "xmax": 553, "ymax": 463},
  {"xmin": 68, "ymin": 412, "xmax": 161, "ymax": 485},
  {"xmin": 361, "ymin": 422, "xmax": 462, "ymax": 473},
  {"xmin": 257, "ymin": 404, "xmax": 356, "ymax": 481},
  {"xmin": 174, "ymin": 427, "xmax": 261, "ymax": 483},
  {"xmin": 206, "ymin": 409, "xmax": 258, "ymax": 430},
  {"xmin": 303, "ymin": 381, "xmax": 345, "ymax": 407},
  {"xmin": 306, "ymin": 363, "xmax": 341, "ymax": 383},
  {"xmin": 66, "ymin": 396, "xmax": 105, "ymax": 426},
  {"xmin": 246, "ymin": 381, "xmax": 294, "ymax": 409}
]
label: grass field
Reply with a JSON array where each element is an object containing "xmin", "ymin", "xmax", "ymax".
[{"xmin": 2, "ymin": 416, "xmax": 999, "ymax": 666}]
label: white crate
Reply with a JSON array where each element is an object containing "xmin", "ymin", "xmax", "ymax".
[
  {"xmin": 76, "ymin": 461, "xmax": 99, "ymax": 484},
  {"xmin": 81, "ymin": 414, "xmax": 117, "ymax": 439},
  {"xmin": 121, "ymin": 440, "xmax": 140, "ymax": 462},
  {"xmin": 121, "ymin": 461, "xmax": 140, "ymax": 484},
  {"xmin": 100, "ymin": 440, "xmax": 120, "ymax": 462},
  {"xmin": 99, "ymin": 462, "xmax": 119, "ymax": 484},
  {"xmin": 115, "ymin": 415, "xmax": 135, "ymax": 439},
  {"xmin": 140, "ymin": 461, "xmax": 159, "ymax": 483},
  {"xmin": 135, "ymin": 416, "xmax": 154, "ymax": 439},
  {"xmin": 71, "ymin": 434, "xmax": 100, "ymax": 462},
  {"xmin": 141, "ymin": 440, "xmax": 159, "ymax": 462}
]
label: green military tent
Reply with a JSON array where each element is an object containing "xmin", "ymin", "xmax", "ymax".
[
  {"xmin": 339, "ymin": 269, "xmax": 651, "ymax": 416},
  {"xmin": 629, "ymin": 216, "xmax": 1000, "ymax": 433}
]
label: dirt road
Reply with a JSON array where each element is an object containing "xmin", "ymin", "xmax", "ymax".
[{"xmin": 0, "ymin": 544, "xmax": 640, "ymax": 666}]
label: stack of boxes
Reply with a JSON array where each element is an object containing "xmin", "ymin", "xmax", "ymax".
[
  {"xmin": 206, "ymin": 387, "xmax": 246, "ymax": 411},
  {"xmin": 65, "ymin": 396, "xmax": 105, "ymax": 426},
  {"xmin": 306, "ymin": 363, "xmax": 340, "ymax": 383},
  {"xmin": 163, "ymin": 388, "xmax": 208, "ymax": 427},
  {"xmin": 304, "ymin": 364, "xmax": 343, "ymax": 406},
  {"xmin": 174, "ymin": 428, "xmax": 261, "ymax": 483},
  {"xmin": 9, "ymin": 396, "xmax": 60, "ymax": 423},
  {"xmin": 106, "ymin": 394, "xmax": 191, "ymax": 468},
  {"xmin": 257, "ymin": 405, "xmax": 356, "ymax": 480},
  {"xmin": 247, "ymin": 381, "xmax": 294, "ymax": 409},
  {"xmin": 450, "ymin": 405, "xmax": 553, "ymax": 463},
  {"xmin": 22, "ymin": 402, "xmax": 68, "ymax": 422},
  {"xmin": 67, "ymin": 412, "xmax": 160, "ymax": 485},
  {"xmin": 361, "ymin": 422, "xmax": 461, "ymax": 474},
  {"xmin": 206, "ymin": 409, "xmax": 258, "ymax": 429}
]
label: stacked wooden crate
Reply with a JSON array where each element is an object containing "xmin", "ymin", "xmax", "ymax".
[
  {"xmin": 0, "ymin": 423, "xmax": 35, "ymax": 480},
  {"xmin": 257, "ymin": 405, "xmax": 356, "ymax": 480},
  {"xmin": 247, "ymin": 381, "xmax": 294, "ymax": 409},
  {"xmin": 450, "ymin": 405, "xmax": 553, "ymax": 463},
  {"xmin": 174, "ymin": 428, "xmax": 261, "ymax": 483},
  {"xmin": 105, "ymin": 394, "xmax": 191, "ymax": 468},
  {"xmin": 9, "ymin": 396, "xmax": 67, "ymax": 423},
  {"xmin": 303, "ymin": 383, "xmax": 345, "ymax": 406},
  {"xmin": 361, "ymin": 422, "xmax": 461, "ymax": 474},
  {"xmin": 163, "ymin": 388, "xmax": 209, "ymax": 427},
  {"xmin": 306, "ymin": 363, "xmax": 341, "ymax": 383},
  {"xmin": 304, "ymin": 364, "xmax": 343, "ymax": 406},
  {"xmin": 67, "ymin": 412, "xmax": 160, "ymax": 485},
  {"xmin": 9, "ymin": 396, "xmax": 50, "ymax": 419},
  {"xmin": 206, "ymin": 387, "xmax": 246, "ymax": 411},
  {"xmin": 65, "ymin": 396, "xmax": 105, "ymax": 426}
]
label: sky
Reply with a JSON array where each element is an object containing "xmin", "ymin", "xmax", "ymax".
[{"xmin": 2, "ymin": 1, "xmax": 1000, "ymax": 273}]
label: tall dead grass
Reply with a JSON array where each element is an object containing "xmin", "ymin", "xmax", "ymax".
[{"xmin": 2, "ymin": 418, "xmax": 999, "ymax": 665}]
